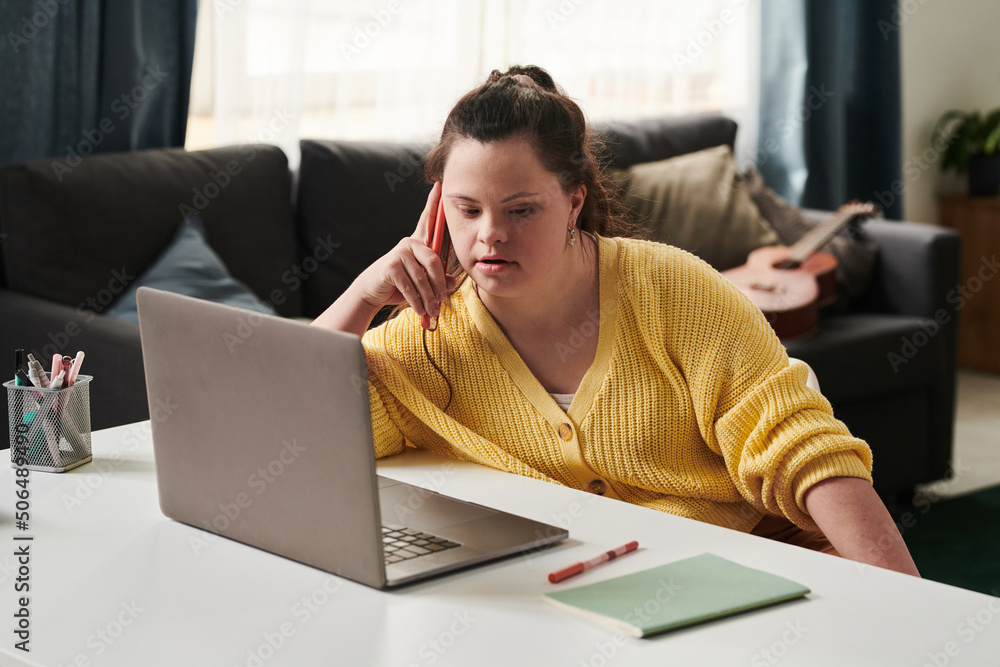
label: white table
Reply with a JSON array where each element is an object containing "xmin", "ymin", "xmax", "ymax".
[{"xmin": 2, "ymin": 422, "xmax": 999, "ymax": 667}]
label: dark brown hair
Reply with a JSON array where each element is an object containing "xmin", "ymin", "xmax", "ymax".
[{"xmin": 425, "ymin": 64, "xmax": 630, "ymax": 239}]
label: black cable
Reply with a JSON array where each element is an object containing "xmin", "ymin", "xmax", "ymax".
[{"xmin": 422, "ymin": 326, "xmax": 453, "ymax": 413}]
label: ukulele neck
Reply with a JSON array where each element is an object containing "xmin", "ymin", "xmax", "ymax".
[{"xmin": 783, "ymin": 208, "xmax": 863, "ymax": 266}]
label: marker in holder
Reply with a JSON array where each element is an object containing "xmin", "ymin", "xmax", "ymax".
[{"xmin": 6, "ymin": 375, "xmax": 93, "ymax": 472}]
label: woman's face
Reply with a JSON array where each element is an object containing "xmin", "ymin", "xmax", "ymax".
[{"xmin": 441, "ymin": 136, "xmax": 586, "ymax": 303}]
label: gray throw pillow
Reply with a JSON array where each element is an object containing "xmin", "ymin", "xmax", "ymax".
[{"xmin": 105, "ymin": 216, "xmax": 276, "ymax": 324}]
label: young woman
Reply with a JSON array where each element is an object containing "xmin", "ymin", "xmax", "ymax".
[{"xmin": 312, "ymin": 66, "xmax": 919, "ymax": 576}]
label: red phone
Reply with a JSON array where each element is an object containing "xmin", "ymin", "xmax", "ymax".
[{"xmin": 421, "ymin": 197, "xmax": 451, "ymax": 331}]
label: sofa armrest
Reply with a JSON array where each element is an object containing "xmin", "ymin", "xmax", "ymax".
[
  {"xmin": 861, "ymin": 220, "xmax": 962, "ymax": 322},
  {"xmin": 0, "ymin": 289, "xmax": 149, "ymax": 448},
  {"xmin": 796, "ymin": 211, "xmax": 960, "ymax": 492},
  {"xmin": 800, "ymin": 209, "xmax": 962, "ymax": 320}
]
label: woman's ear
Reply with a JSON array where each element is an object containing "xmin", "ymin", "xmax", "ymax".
[{"xmin": 570, "ymin": 184, "xmax": 587, "ymax": 219}]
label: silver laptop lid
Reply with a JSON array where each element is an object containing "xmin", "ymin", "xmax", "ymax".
[{"xmin": 137, "ymin": 287, "xmax": 387, "ymax": 587}]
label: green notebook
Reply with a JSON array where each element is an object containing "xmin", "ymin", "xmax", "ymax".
[{"xmin": 545, "ymin": 553, "xmax": 810, "ymax": 638}]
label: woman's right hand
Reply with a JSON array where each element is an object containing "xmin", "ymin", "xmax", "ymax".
[
  {"xmin": 353, "ymin": 181, "xmax": 456, "ymax": 320},
  {"xmin": 311, "ymin": 182, "xmax": 457, "ymax": 336}
]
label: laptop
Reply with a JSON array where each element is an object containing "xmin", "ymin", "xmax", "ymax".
[{"xmin": 136, "ymin": 287, "xmax": 567, "ymax": 588}]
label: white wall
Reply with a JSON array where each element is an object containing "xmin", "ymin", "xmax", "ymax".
[{"xmin": 900, "ymin": 0, "xmax": 1000, "ymax": 223}]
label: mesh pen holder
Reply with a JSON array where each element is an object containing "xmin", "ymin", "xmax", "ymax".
[{"xmin": 6, "ymin": 375, "xmax": 93, "ymax": 472}]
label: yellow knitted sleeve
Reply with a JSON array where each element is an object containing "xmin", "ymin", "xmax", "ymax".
[
  {"xmin": 638, "ymin": 241, "xmax": 873, "ymax": 531},
  {"xmin": 361, "ymin": 322, "xmax": 406, "ymax": 459}
]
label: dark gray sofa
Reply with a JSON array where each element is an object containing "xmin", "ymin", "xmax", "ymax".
[
  {"xmin": 784, "ymin": 212, "xmax": 960, "ymax": 501},
  {"xmin": 0, "ymin": 113, "xmax": 960, "ymax": 503}
]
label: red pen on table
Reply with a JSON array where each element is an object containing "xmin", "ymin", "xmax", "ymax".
[{"xmin": 548, "ymin": 540, "xmax": 639, "ymax": 584}]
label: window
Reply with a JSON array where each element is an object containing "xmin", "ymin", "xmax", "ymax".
[{"xmin": 187, "ymin": 0, "xmax": 759, "ymax": 166}]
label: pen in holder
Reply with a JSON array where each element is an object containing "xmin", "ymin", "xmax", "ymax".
[{"xmin": 6, "ymin": 375, "xmax": 93, "ymax": 472}]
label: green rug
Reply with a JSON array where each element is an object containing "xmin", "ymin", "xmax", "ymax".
[{"xmin": 894, "ymin": 485, "xmax": 1000, "ymax": 596}]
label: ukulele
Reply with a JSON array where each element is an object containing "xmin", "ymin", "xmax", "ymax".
[{"xmin": 721, "ymin": 201, "xmax": 879, "ymax": 340}]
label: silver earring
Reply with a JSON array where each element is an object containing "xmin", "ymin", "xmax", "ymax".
[{"xmin": 567, "ymin": 226, "xmax": 577, "ymax": 246}]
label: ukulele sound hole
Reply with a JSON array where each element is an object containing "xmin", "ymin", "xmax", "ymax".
[{"xmin": 774, "ymin": 259, "xmax": 801, "ymax": 271}]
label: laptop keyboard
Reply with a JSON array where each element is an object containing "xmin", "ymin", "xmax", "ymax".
[{"xmin": 382, "ymin": 525, "xmax": 462, "ymax": 565}]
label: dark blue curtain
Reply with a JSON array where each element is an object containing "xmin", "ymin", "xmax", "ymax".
[
  {"xmin": 758, "ymin": 0, "xmax": 902, "ymax": 220},
  {"xmin": 0, "ymin": 0, "xmax": 197, "ymax": 166}
]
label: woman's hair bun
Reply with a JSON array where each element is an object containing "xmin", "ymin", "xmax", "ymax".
[{"xmin": 486, "ymin": 65, "xmax": 558, "ymax": 93}]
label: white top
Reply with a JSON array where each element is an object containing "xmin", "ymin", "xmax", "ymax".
[{"xmin": 548, "ymin": 391, "xmax": 575, "ymax": 411}]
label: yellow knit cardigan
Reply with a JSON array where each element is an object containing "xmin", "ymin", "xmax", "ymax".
[{"xmin": 362, "ymin": 235, "xmax": 872, "ymax": 532}]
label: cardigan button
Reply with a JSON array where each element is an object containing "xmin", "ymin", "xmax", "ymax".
[
  {"xmin": 587, "ymin": 479, "xmax": 607, "ymax": 495},
  {"xmin": 557, "ymin": 423, "xmax": 573, "ymax": 440}
]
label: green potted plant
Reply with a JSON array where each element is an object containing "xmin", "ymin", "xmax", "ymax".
[{"xmin": 933, "ymin": 107, "xmax": 1000, "ymax": 196}]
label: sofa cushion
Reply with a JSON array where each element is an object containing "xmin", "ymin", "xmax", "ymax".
[
  {"xmin": 0, "ymin": 145, "xmax": 300, "ymax": 317},
  {"xmin": 104, "ymin": 216, "xmax": 276, "ymax": 324},
  {"xmin": 620, "ymin": 145, "xmax": 779, "ymax": 271},
  {"xmin": 296, "ymin": 139, "xmax": 431, "ymax": 318},
  {"xmin": 595, "ymin": 113, "xmax": 738, "ymax": 169}
]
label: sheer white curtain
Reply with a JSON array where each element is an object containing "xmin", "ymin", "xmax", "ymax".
[
  {"xmin": 504, "ymin": 0, "xmax": 760, "ymax": 160},
  {"xmin": 188, "ymin": 0, "xmax": 759, "ymax": 166}
]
